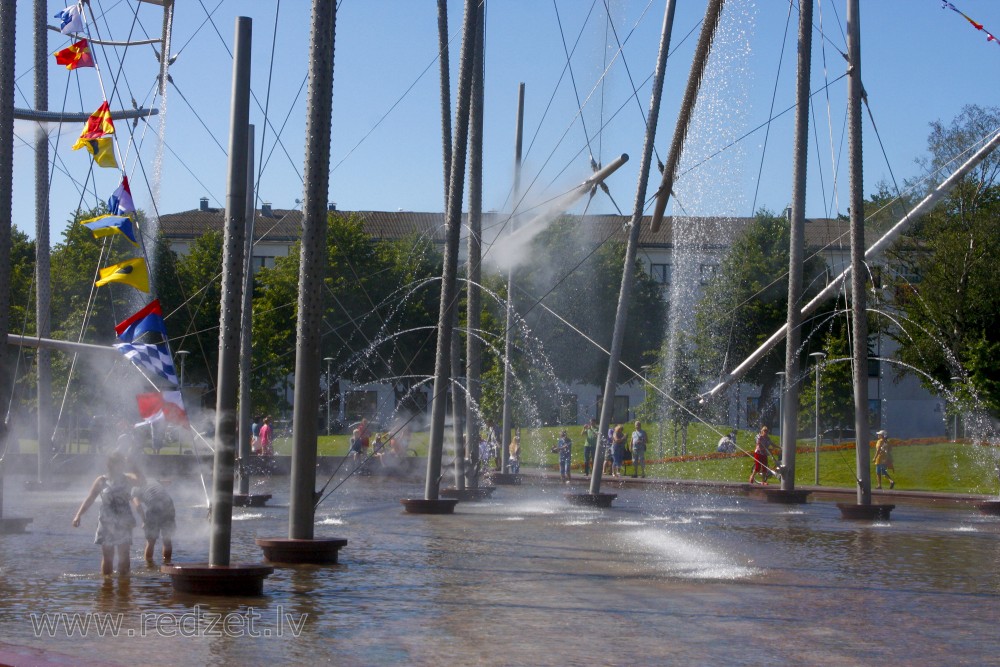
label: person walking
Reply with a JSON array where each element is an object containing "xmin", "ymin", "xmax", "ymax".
[
  {"xmin": 130, "ymin": 464, "xmax": 176, "ymax": 565},
  {"xmin": 748, "ymin": 426, "xmax": 773, "ymax": 484},
  {"xmin": 631, "ymin": 421, "xmax": 648, "ymax": 478},
  {"xmin": 72, "ymin": 453, "xmax": 137, "ymax": 576},
  {"xmin": 256, "ymin": 415, "xmax": 274, "ymax": 456},
  {"xmin": 582, "ymin": 419, "xmax": 598, "ymax": 475},
  {"xmin": 873, "ymin": 429, "xmax": 895, "ymax": 489},
  {"xmin": 611, "ymin": 425, "xmax": 626, "ymax": 478},
  {"xmin": 556, "ymin": 430, "xmax": 573, "ymax": 482},
  {"xmin": 509, "ymin": 436, "xmax": 521, "ymax": 474}
]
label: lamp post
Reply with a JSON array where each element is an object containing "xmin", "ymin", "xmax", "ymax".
[
  {"xmin": 176, "ymin": 350, "xmax": 190, "ymax": 390},
  {"xmin": 324, "ymin": 357, "xmax": 334, "ymax": 435},
  {"xmin": 950, "ymin": 375, "xmax": 961, "ymax": 442},
  {"xmin": 810, "ymin": 351, "xmax": 826, "ymax": 485},
  {"xmin": 775, "ymin": 371, "xmax": 785, "ymax": 436}
]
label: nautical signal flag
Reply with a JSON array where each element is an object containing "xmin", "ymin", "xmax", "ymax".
[
  {"xmin": 108, "ymin": 176, "xmax": 135, "ymax": 216},
  {"xmin": 96, "ymin": 257, "xmax": 149, "ymax": 292},
  {"xmin": 54, "ymin": 4, "xmax": 84, "ymax": 36},
  {"xmin": 78, "ymin": 137, "xmax": 118, "ymax": 168},
  {"xmin": 115, "ymin": 299, "xmax": 168, "ymax": 343},
  {"xmin": 136, "ymin": 391, "xmax": 189, "ymax": 427},
  {"xmin": 114, "ymin": 342, "xmax": 179, "ymax": 385},
  {"xmin": 54, "ymin": 39, "xmax": 94, "ymax": 69},
  {"xmin": 81, "ymin": 214, "xmax": 139, "ymax": 246},
  {"xmin": 73, "ymin": 102, "xmax": 115, "ymax": 145}
]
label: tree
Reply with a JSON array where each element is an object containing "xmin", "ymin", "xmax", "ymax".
[
  {"xmin": 693, "ymin": 210, "xmax": 832, "ymax": 426},
  {"xmin": 888, "ymin": 105, "xmax": 1000, "ymax": 416}
]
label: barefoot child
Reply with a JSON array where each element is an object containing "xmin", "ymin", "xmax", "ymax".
[
  {"xmin": 130, "ymin": 465, "xmax": 177, "ymax": 564},
  {"xmin": 72, "ymin": 453, "xmax": 137, "ymax": 575}
]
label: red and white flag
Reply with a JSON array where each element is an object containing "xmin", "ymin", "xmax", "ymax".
[{"xmin": 135, "ymin": 391, "xmax": 189, "ymax": 427}]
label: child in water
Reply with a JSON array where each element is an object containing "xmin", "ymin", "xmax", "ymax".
[
  {"xmin": 72, "ymin": 453, "xmax": 137, "ymax": 576},
  {"xmin": 130, "ymin": 464, "xmax": 177, "ymax": 565}
]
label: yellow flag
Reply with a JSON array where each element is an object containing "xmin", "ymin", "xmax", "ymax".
[
  {"xmin": 75, "ymin": 136, "xmax": 118, "ymax": 168},
  {"xmin": 95, "ymin": 257, "xmax": 149, "ymax": 292}
]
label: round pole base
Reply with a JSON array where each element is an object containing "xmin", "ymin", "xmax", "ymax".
[
  {"xmin": 488, "ymin": 472, "xmax": 521, "ymax": 485},
  {"xmin": 161, "ymin": 563, "xmax": 274, "ymax": 596},
  {"xmin": 976, "ymin": 500, "xmax": 1000, "ymax": 516},
  {"xmin": 759, "ymin": 488, "xmax": 811, "ymax": 504},
  {"xmin": 837, "ymin": 503, "xmax": 895, "ymax": 520},
  {"xmin": 256, "ymin": 538, "xmax": 348, "ymax": 564},
  {"xmin": 440, "ymin": 487, "xmax": 495, "ymax": 501},
  {"xmin": 0, "ymin": 517, "xmax": 32, "ymax": 534},
  {"xmin": 233, "ymin": 493, "xmax": 272, "ymax": 508},
  {"xmin": 400, "ymin": 498, "xmax": 459, "ymax": 514},
  {"xmin": 565, "ymin": 493, "xmax": 617, "ymax": 508}
]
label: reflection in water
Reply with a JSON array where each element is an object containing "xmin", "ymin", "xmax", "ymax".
[{"xmin": 0, "ymin": 473, "xmax": 997, "ymax": 666}]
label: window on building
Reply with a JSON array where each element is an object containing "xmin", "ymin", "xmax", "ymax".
[
  {"xmin": 649, "ymin": 263, "xmax": 671, "ymax": 285},
  {"xmin": 596, "ymin": 395, "xmax": 631, "ymax": 425},
  {"xmin": 746, "ymin": 397, "xmax": 761, "ymax": 428},
  {"xmin": 699, "ymin": 263, "xmax": 718, "ymax": 284},
  {"xmin": 868, "ymin": 358, "xmax": 880, "ymax": 377},
  {"xmin": 868, "ymin": 399, "xmax": 881, "ymax": 431},
  {"xmin": 559, "ymin": 394, "xmax": 578, "ymax": 424},
  {"xmin": 346, "ymin": 390, "xmax": 378, "ymax": 421}
]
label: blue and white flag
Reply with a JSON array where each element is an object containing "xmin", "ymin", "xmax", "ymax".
[
  {"xmin": 113, "ymin": 342, "xmax": 179, "ymax": 386},
  {"xmin": 108, "ymin": 176, "xmax": 135, "ymax": 216},
  {"xmin": 54, "ymin": 4, "xmax": 84, "ymax": 36}
]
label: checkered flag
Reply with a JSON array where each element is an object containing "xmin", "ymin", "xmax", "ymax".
[{"xmin": 113, "ymin": 342, "xmax": 180, "ymax": 385}]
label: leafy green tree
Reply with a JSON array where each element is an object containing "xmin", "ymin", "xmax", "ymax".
[
  {"xmin": 887, "ymin": 105, "xmax": 1000, "ymax": 415},
  {"xmin": 171, "ymin": 230, "xmax": 224, "ymax": 392},
  {"xmin": 693, "ymin": 209, "xmax": 831, "ymax": 425}
]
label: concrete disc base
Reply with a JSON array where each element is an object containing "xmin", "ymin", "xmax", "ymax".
[
  {"xmin": 564, "ymin": 492, "xmax": 617, "ymax": 508},
  {"xmin": 488, "ymin": 472, "xmax": 521, "ymax": 485},
  {"xmin": 759, "ymin": 488, "xmax": 811, "ymax": 504},
  {"xmin": 256, "ymin": 538, "xmax": 348, "ymax": 564},
  {"xmin": 837, "ymin": 503, "xmax": 895, "ymax": 520},
  {"xmin": 440, "ymin": 487, "xmax": 495, "ymax": 501},
  {"xmin": 161, "ymin": 563, "xmax": 274, "ymax": 596},
  {"xmin": 976, "ymin": 500, "xmax": 1000, "ymax": 516},
  {"xmin": 0, "ymin": 517, "xmax": 32, "ymax": 534},
  {"xmin": 400, "ymin": 498, "xmax": 459, "ymax": 514},
  {"xmin": 233, "ymin": 493, "xmax": 272, "ymax": 508}
]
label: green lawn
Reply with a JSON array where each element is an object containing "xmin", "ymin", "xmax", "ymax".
[{"xmin": 22, "ymin": 421, "xmax": 1000, "ymax": 495}]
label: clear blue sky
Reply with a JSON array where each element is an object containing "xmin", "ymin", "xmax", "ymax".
[{"xmin": 10, "ymin": 0, "xmax": 1000, "ymax": 245}]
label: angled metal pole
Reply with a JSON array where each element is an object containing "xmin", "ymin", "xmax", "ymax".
[
  {"xmin": 590, "ymin": 0, "xmax": 677, "ymax": 494},
  {"xmin": 425, "ymin": 0, "xmax": 478, "ymax": 501},
  {"xmin": 209, "ymin": 16, "xmax": 251, "ymax": 567},
  {"xmin": 465, "ymin": 3, "xmax": 485, "ymax": 488},
  {"xmin": 289, "ymin": 0, "xmax": 336, "ymax": 538},
  {"xmin": 500, "ymin": 83, "xmax": 524, "ymax": 475},
  {"xmin": 781, "ymin": 0, "xmax": 813, "ymax": 491},
  {"xmin": 237, "ymin": 125, "xmax": 255, "ymax": 496}
]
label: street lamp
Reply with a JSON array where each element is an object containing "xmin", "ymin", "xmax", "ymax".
[
  {"xmin": 324, "ymin": 357, "xmax": 335, "ymax": 435},
  {"xmin": 950, "ymin": 375, "xmax": 961, "ymax": 442},
  {"xmin": 810, "ymin": 351, "xmax": 826, "ymax": 485},
  {"xmin": 775, "ymin": 371, "xmax": 785, "ymax": 436},
  {"xmin": 176, "ymin": 350, "xmax": 190, "ymax": 390}
]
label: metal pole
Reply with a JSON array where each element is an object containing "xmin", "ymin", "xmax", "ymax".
[
  {"xmin": 289, "ymin": 0, "xmax": 336, "ymax": 539},
  {"xmin": 847, "ymin": 0, "xmax": 870, "ymax": 506},
  {"xmin": 465, "ymin": 2, "xmax": 486, "ymax": 488},
  {"xmin": 590, "ymin": 0, "xmax": 677, "ymax": 494},
  {"xmin": 208, "ymin": 16, "xmax": 251, "ymax": 567},
  {"xmin": 464, "ymin": 2, "xmax": 485, "ymax": 488},
  {"xmin": 701, "ymin": 127, "xmax": 1000, "ymax": 401},
  {"xmin": 500, "ymin": 83, "xmax": 524, "ymax": 475},
  {"xmin": 776, "ymin": 372, "xmax": 785, "ymax": 437},
  {"xmin": 325, "ymin": 358, "xmax": 334, "ymax": 435},
  {"xmin": 781, "ymin": 0, "xmax": 812, "ymax": 492},
  {"xmin": 0, "ymin": 0, "xmax": 16, "ymax": 521},
  {"xmin": 237, "ymin": 125, "xmax": 255, "ymax": 497},
  {"xmin": 33, "ymin": 0, "xmax": 51, "ymax": 485},
  {"xmin": 811, "ymin": 351, "xmax": 825, "ymax": 484},
  {"xmin": 425, "ymin": 0, "xmax": 478, "ymax": 501}
]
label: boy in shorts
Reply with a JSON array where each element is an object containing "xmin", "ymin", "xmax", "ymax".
[{"xmin": 130, "ymin": 465, "xmax": 177, "ymax": 565}]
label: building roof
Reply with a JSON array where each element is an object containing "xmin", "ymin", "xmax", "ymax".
[{"xmin": 157, "ymin": 206, "xmax": 851, "ymax": 250}]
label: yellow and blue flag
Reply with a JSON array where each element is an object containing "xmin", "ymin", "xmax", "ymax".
[{"xmin": 81, "ymin": 214, "xmax": 139, "ymax": 246}]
